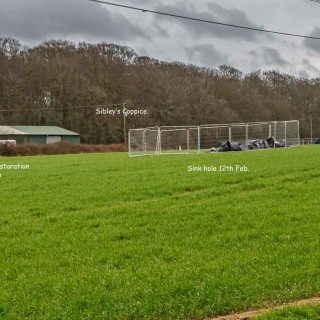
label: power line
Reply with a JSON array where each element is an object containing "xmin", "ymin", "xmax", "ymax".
[{"xmin": 89, "ymin": 0, "xmax": 320, "ymax": 40}]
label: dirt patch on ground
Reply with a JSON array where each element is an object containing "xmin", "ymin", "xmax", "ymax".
[{"xmin": 207, "ymin": 296, "xmax": 320, "ymax": 320}]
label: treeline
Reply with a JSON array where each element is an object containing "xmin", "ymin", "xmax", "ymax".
[{"xmin": 0, "ymin": 37, "xmax": 319, "ymax": 143}]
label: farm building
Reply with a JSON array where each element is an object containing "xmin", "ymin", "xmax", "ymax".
[{"xmin": 0, "ymin": 126, "xmax": 80, "ymax": 144}]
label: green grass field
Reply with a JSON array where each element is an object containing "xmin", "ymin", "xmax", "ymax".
[
  {"xmin": 1, "ymin": 146, "xmax": 320, "ymax": 320},
  {"xmin": 256, "ymin": 305, "xmax": 320, "ymax": 320}
]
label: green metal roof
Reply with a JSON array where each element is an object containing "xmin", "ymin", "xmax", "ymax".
[{"xmin": 10, "ymin": 126, "xmax": 80, "ymax": 136}]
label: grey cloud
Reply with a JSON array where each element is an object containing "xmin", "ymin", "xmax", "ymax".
[
  {"xmin": 185, "ymin": 44, "xmax": 228, "ymax": 68},
  {"xmin": 250, "ymin": 47, "xmax": 289, "ymax": 67},
  {"xmin": 298, "ymin": 69, "xmax": 311, "ymax": 79},
  {"xmin": 153, "ymin": 25, "xmax": 170, "ymax": 38},
  {"xmin": 0, "ymin": 0, "xmax": 317, "ymax": 78},
  {"xmin": 137, "ymin": 47, "xmax": 151, "ymax": 57},
  {"xmin": 304, "ymin": 28, "xmax": 320, "ymax": 52},
  {"xmin": 0, "ymin": 0, "xmax": 148, "ymax": 43},
  {"xmin": 154, "ymin": 2, "xmax": 267, "ymax": 41},
  {"xmin": 300, "ymin": 58, "xmax": 320, "ymax": 78}
]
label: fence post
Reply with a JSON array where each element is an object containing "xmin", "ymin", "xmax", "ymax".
[
  {"xmin": 143, "ymin": 129, "xmax": 147, "ymax": 155},
  {"xmin": 128, "ymin": 129, "xmax": 131, "ymax": 157},
  {"xmin": 159, "ymin": 127, "xmax": 162, "ymax": 155},
  {"xmin": 284, "ymin": 121, "xmax": 287, "ymax": 148},
  {"xmin": 245, "ymin": 123, "xmax": 249, "ymax": 150},
  {"xmin": 298, "ymin": 121, "xmax": 300, "ymax": 145},
  {"xmin": 156, "ymin": 127, "xmax": 160, "ymax": 155},
  {"xmin": 197, "ymin": 126, "xmax": 201, "ymax": 154},
  {"xmin": 309, "ymin": 116, "xmax": 313, "ymax": 143},
  {"xmin": 274, "ymin": 122, "xmax": 277, "ymax": 148},
  {"xmin": 229, "ymin": 126, "xmax": 232, "ymax": 142},
  {"xmin": 269, "ymin": 123, "xmax": 272, "ymax": 137},
  {"xmin": 187, "ymin": 129, "xmax": 190, "ymax": 154}
]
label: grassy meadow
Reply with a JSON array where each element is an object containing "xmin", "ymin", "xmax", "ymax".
[
  {"xmin": 256, "ymin": 304, "xmax": 320, "ymax": 320},
  {"xmin": 1, "ymin": 146, "xmax": 320, "ymax": 319}
]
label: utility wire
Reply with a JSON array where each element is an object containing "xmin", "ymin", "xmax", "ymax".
[{"xmin": 89, "ymin": 0, "xmax": 320, "ymax": 40}]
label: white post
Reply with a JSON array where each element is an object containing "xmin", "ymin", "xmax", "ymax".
[
  {"xmin": 310, "ymin": 116, "xmax": 313, "ymax": 143},
  {"xmin": 229, "ymin": 126, "xmax": 232, "ymax": 142},
  {"xmin": 197, "ymin": 126, "xmax": 201, "ymax": 154},
  {"xmin": 156, "ymin": 127, "xmax": 160, "ymax": 155},
  {"xmin": 284, "ymin": 121, "xmax": 287, "ymax": 148},
  {"xmin": 156, "ymin": 129, "xmax": 158, "ymax": 154},
  {"xmin": 246, "ymin": 123, "xmax": 249, "ymax": 150},
  {"xmin": 187, "ymin": 129, "xmax": 190, "ymax": 154},
  {"xmin": 143, "ymin": 129, "xmax": 147, "ymax": 155},
  {"xmin": 274, "ymin": 122, "xmax": 277, "ymax": 148},
  {"xmin": 128, "ymin": 129, "xmax": 131, "ymax": 157},
  {"xmin": 159, "ymin": 128, "xmax": 162, "ymax": 155},
  {"xmin": 297, "ymin": 121, "xmax": 300, "ymax": 145},
  {"xmin": 269, "ymin": 123, "xmax": 272, "ymax": 137}
]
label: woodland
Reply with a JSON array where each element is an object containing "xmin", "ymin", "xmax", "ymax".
[{"xmin": 0, "ymin": 38, "xmax": 319, "ymax": 143}]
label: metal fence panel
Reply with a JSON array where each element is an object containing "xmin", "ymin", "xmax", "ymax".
[{"xmin": 129, "ymin": 120, "xmax": 300, "ymax": 157}]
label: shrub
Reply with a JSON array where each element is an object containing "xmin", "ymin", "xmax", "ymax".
[{"xmin": 0, "ymin": 142, "xmax": 127, "ymax": 157}]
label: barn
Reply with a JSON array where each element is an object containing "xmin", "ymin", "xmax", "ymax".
[{"xmin": 0, "ymin": 126, "xmax": 80, "ymax": 145}]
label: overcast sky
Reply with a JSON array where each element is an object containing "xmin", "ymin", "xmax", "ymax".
[{"xmin": 1, "ymin": 0, "xmax": 320, "ymax": 77}]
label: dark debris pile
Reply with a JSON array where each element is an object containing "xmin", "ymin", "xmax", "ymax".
[{"xmin": 210, "ymin": 137, "xmax": 286, "ymax": 152}]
